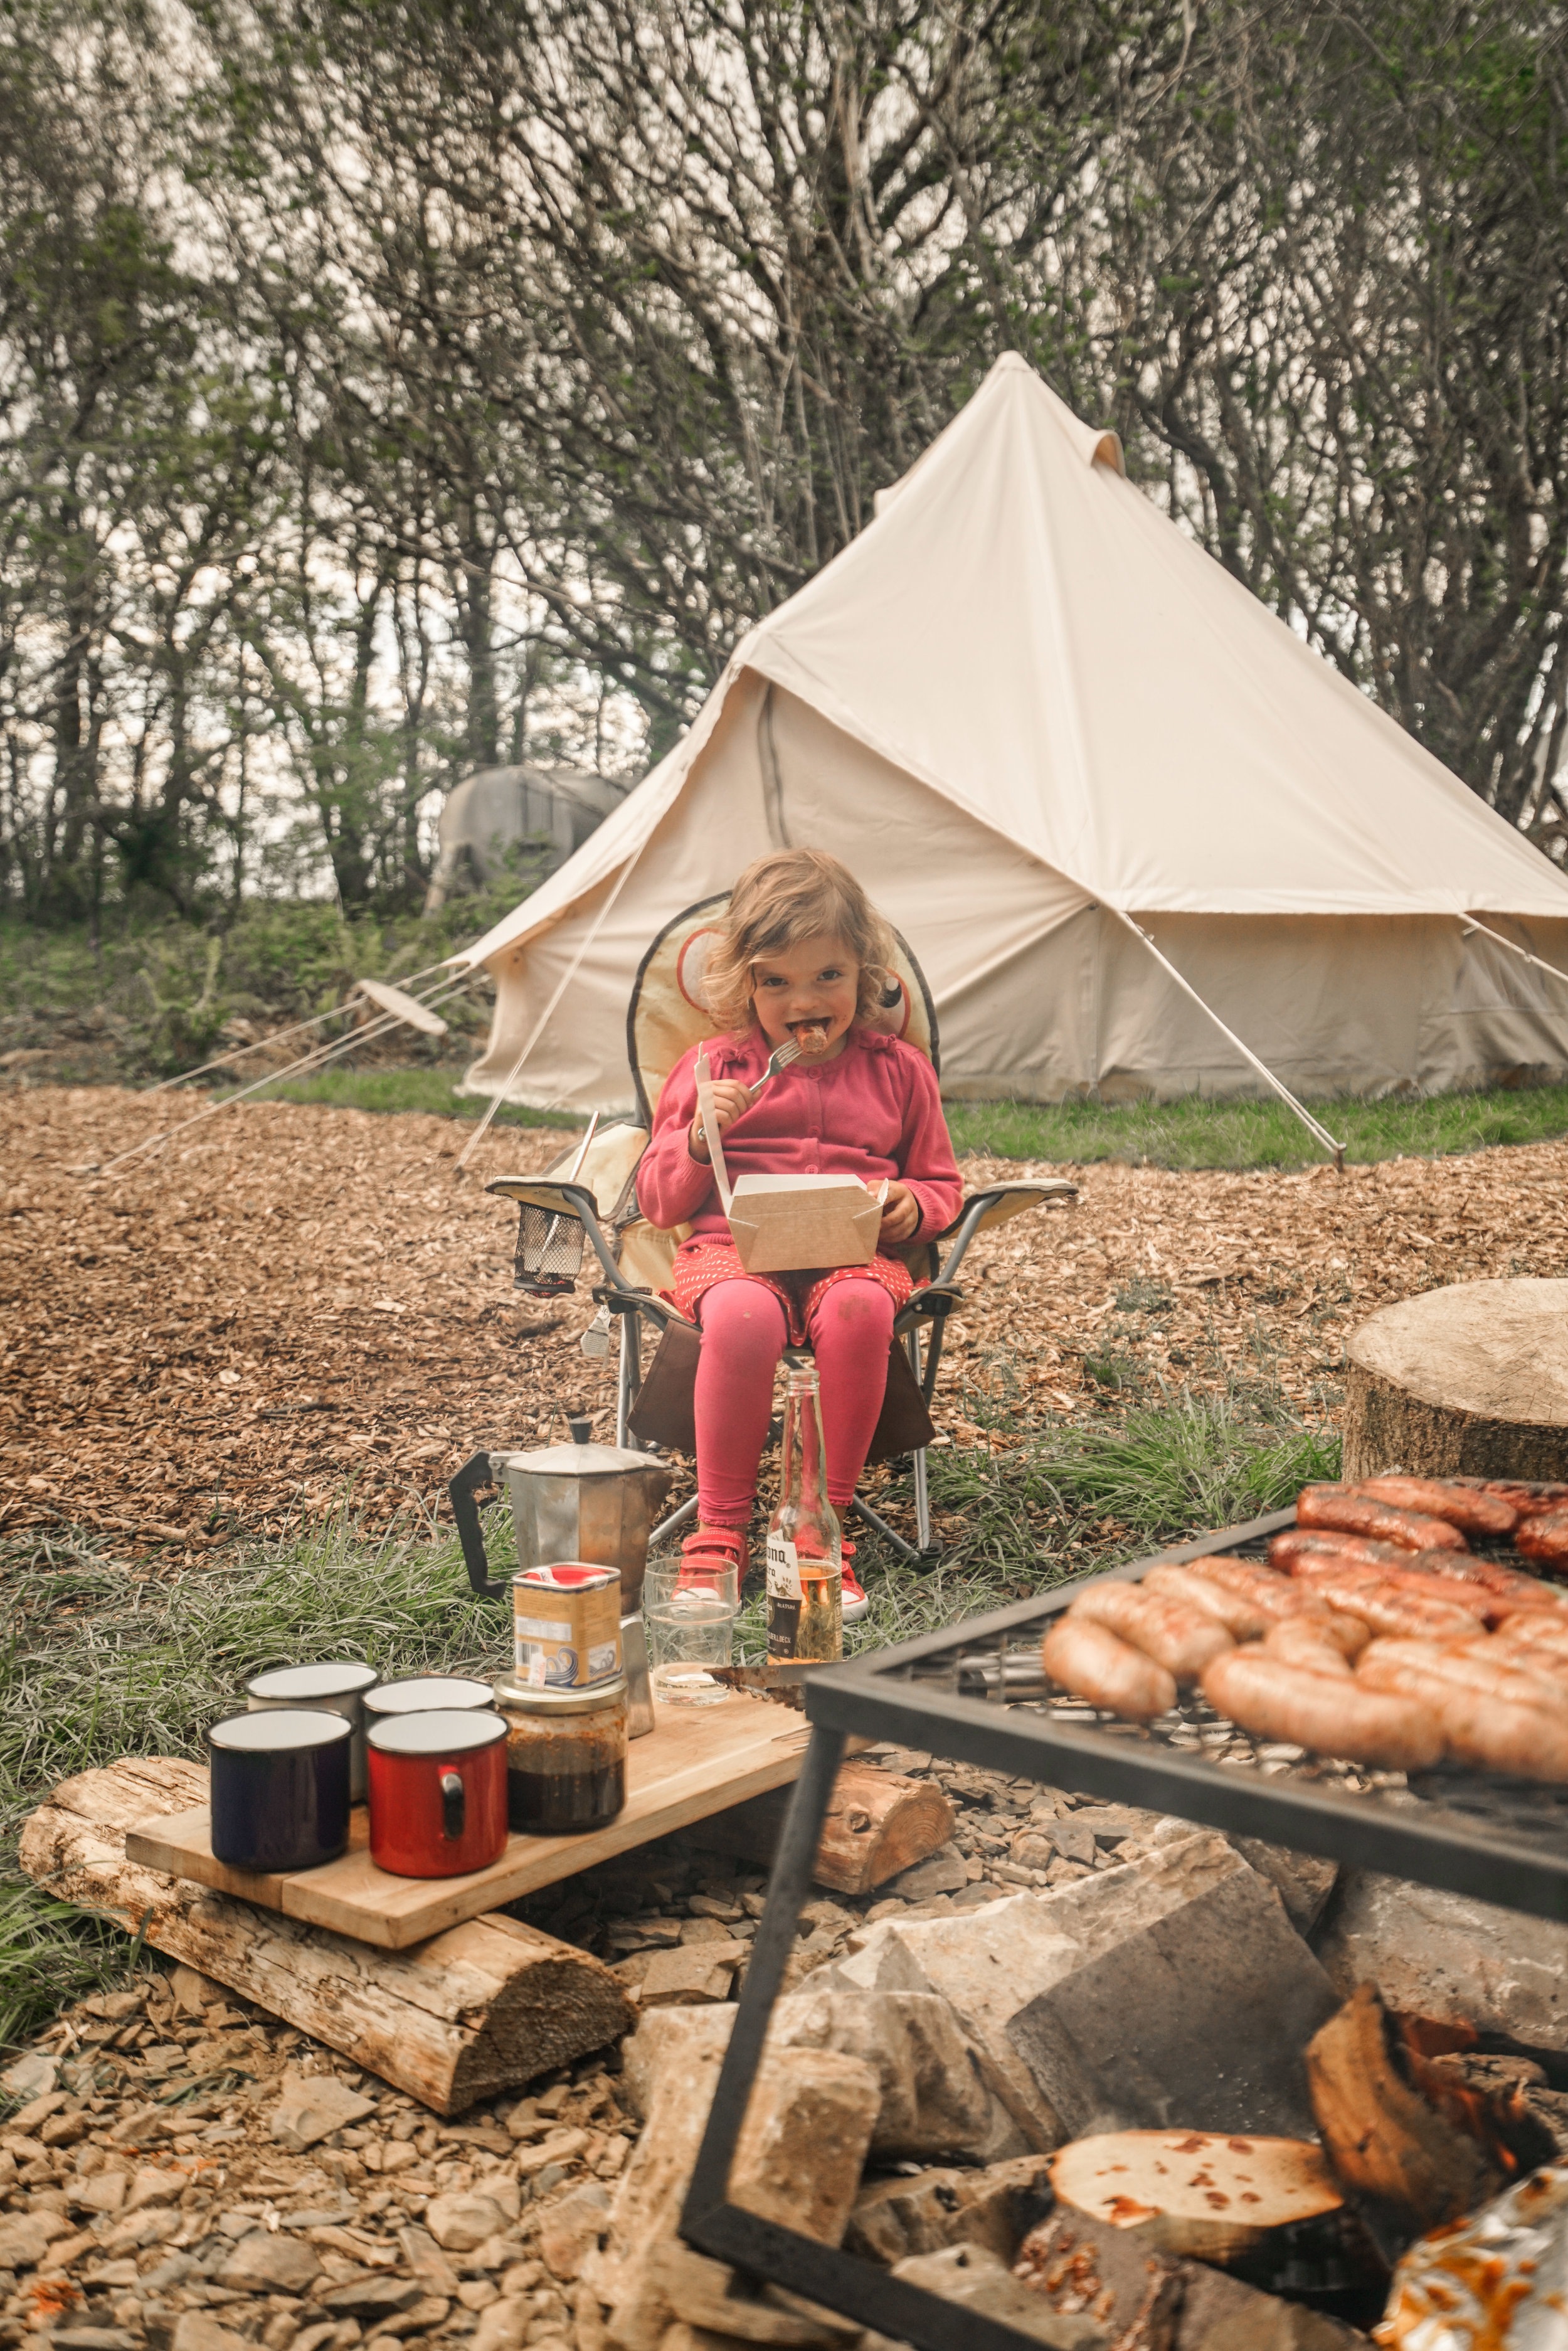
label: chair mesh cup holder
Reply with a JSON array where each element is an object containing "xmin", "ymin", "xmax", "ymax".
[{"xmin": 512, "ymin": 1201, "xmax": 586, "ymax": 1297}]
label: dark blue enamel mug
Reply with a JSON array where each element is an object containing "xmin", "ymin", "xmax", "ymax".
[{"xmin": 208, "ymin": 1709, "xmax": 351, "ymax": 1871}]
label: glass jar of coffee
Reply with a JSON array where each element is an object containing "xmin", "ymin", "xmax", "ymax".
[{"xmin": 492, "ymin": 1671, "xmax": 628, "ymax": 1835}]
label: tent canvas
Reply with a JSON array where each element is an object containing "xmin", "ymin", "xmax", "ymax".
[{"xmin": 453, "ymin": 354, "xmax": 1568, "ymax": 1117}]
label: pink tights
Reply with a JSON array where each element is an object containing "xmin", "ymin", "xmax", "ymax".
[{"xmin": 693, "ymin": 1278, "xmax": 894, "ymax": 1530}]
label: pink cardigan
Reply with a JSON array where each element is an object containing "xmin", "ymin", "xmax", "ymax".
[{"xmin": 638, "ymin": 1027, "xmax": 965, "ymax": 1244}]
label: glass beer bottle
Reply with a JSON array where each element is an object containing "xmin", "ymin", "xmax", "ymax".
[{"xmin": 766, "ymin": 1364, "xmax": 843, "ymax": 1662}]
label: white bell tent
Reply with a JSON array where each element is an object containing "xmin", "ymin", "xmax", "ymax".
[{"xmin": 453, "ymin": 353, "xmax": 1568, "ymax": 1122}]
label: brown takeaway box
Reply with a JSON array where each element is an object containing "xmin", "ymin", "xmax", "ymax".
[{"xmin": 726, "ymin": 1174, "xmax": 886, "ymax": 1275}]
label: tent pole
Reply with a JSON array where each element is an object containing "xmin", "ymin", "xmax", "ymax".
[
  {"xmin": 1461, "ymin": 918, "xmax": 1568, "ymax": 998},
  {"xmin": 1109, "ymin": 909, "xmax": 1345, "ymax": 1167}
]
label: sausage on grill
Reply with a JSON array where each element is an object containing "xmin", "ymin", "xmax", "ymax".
[
  {"xmin": 1041, "ymin": 1618, "xmax": 1177, "ymax": 1721},
  {"xmin": 1269, "ymin": 1529, "xmax": 1416, "ymax": 1574},
  {"xmin": 1515, "ymin": 1511, "xmax": 1568, "ymax": 1567},
  {"xmin": 1068, "ymin": 1584, "xmax": 1235, "ymax": 1681},
  {"xmin": 1296, "ymin": 1485, "xmax": 1469, "ymax": 1553},
  {"xmin": 1478, "ymin": 1480, "xmax": 1568, "ymax": 1519},
  {"xmin": 1142, "ymin": 1563, "xmax": 1277, "ymax": 1640},
  {"xmin": 1263, "ymin": 1615, "xmax": 1367, "ymax": 1675},
  {"xmin": 1357, "ymin": 1643, "xmax": 1568, "ymax": 1780},
  {"xmin": 1490, "ymin": 1616, "xmax": 1568, "ymax": 1672},
  {"xmin": 1348, "ymin": 1476, "xmax": 1518, "ymax": 1538},
  {"xmin": 1182, "ymin": 1556, "xmax": 1332, "ymax": 1622},
  {"xmin": 1285, "ymin": 1564, "xmax": 1483, "ymax": 1643},
  {"xmin": 1200, "ymin": 1650, "xmax": 1443, "ymax": 1771}
]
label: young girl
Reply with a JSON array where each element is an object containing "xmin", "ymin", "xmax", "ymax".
[{"xmin": 636, "ymin": 850, "xmax": 963, "ymax": 1619}]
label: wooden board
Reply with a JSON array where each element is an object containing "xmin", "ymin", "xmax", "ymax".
[{"xmin": 125, "ymin": 1692, "xmax": 810, "ymax": 1950}]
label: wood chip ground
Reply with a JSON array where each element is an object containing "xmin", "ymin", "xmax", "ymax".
[{"xmin": 4, "ymin": 1085, "xmax": 1567, "ymax": 1553}]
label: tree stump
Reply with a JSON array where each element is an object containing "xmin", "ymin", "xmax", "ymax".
[
  {"xmin": 20, "ymin": 1758, "xmax": 630, "ymax": 2115},
  {"xmin": 1342, "ymin": 1278, "xmax": 1568, "ymax": 1483}
]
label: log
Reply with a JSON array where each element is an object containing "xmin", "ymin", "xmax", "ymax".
[
  {"xmin": 19, "ymin": 1757, "xmax": 631, "ymax": 2116},
  {"xmin": 1342, "ymin": 1277, "xmax": 1568, "ymax": 1483},
  {"xmin": 1303, "ymin": 1983, "xmax": 1500, "ymax": 2235},
  {"xmin": 684, "ymin": 1761, "xmax": 955, "ymax": 1896}
]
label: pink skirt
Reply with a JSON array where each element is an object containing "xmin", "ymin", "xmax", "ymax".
[{"xmin": 667, "ymin": 1237, "xmax": 914, "ymax": 1345}]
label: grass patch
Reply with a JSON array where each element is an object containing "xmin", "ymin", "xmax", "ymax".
[
  {"xmin": 0, "ymin": 1509, "xmax": 512, "ymax": 2050},
  {"xmin": 246, "ymin": 1075, "xmax": 1568, "ymax": 1165},
  {"xmin": 225, "ymin": 1064, "xmax": 580, "ymax": 1129},
  {"xmin": 944, "ymin": 1085, "xmax": 1568, "ymax": 1169}
]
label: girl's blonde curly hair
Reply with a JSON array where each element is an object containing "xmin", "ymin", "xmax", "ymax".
[{"xmin": 704, "ymin": 849, "xmax": 899, "ymax": 1040}]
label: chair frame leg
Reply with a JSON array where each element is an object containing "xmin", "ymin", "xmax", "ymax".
[
  {"xmin": 615, "ymin": 1311, "xmax": 642, "ymax": 1451},
  {"xmin": 650, "ymin": 1490, "xmax": 701, "ymax": 1551}
]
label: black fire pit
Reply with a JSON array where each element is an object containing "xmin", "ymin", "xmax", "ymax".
[{"xmin": 680, "ymin": 1506, "xmax": 1568, "ymax": 2351}]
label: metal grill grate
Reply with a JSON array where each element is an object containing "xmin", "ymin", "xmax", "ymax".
[{"xmin": 511, "ymin": 1201, "xmax": 586, "ymax": 1297}]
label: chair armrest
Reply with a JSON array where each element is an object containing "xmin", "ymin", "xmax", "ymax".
[
  {"xmin": 933, "ymin": 1177, "xmax": 1076, "ymax": 1283},
  {"xmin": 891, "ymin": 1282, "xmax": 963, "ymax": 1337},
  {"xmin": 591, "ymin": 1283, "xmax": 696, "ymax": 1333},
  {"xmin": 932, "ymin": 1178, "xmax": 1078, "ymax": 1241}
]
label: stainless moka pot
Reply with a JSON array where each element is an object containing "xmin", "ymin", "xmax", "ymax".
[{"xmin": 449, "ymin": 1441, "xmax": 672, "ymax": 1739}]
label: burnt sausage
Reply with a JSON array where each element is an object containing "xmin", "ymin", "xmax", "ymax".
[{"xmin": 1515, "ymin": 1511, "xmax": 1568, "ymax": 1567}]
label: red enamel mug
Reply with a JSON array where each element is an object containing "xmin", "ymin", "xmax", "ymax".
[{"xmin": 367, "ymin": 1708, "xmax": 509, "ymax": 1878}]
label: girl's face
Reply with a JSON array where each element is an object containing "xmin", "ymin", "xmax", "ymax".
[{"xmin": 750, "ymin": 932, "xmax": 859, "ymax": 1059}]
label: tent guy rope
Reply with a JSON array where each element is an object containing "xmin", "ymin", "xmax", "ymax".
[
  {"xmin": 145, "ymin": 960, "xmax": 454, "ymax": 1094},
  {"xmin": 454, "ymin": 838, "xmax": 652, "ymax": 1170},
  {"xmin": 1111, "ymin": 910, "xmax": 1346, "ymax": 1165},
  {"xmin": 82, "ymin": 975, "xmax": 468, "ymax": 1177}
]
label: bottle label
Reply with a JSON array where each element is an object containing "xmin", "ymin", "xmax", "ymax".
[{"xmin": 766, "ymin": 1535, "xmax": 801, "ymax": 1600}]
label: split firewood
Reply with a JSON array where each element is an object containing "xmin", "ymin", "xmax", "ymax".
[
  {"xmin": 1304, "ymin": 1982, "xmax": 1555, "ymax": 2241},
  {"xmin": 686, "ymin": 1761, "xmax": 955, "ymax": 1896},
  {"xmin": 19, "ymin": 1756, "xmax": 630, "ymax": 2115},
  {"xmin": 1048, "ymin": 2128, "xmax": 1343, "ymax": 2268}
]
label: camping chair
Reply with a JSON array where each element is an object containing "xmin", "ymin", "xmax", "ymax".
[{"xmin": 485, "ymin": 894, "xmax": 1076, "ymax": 1567}]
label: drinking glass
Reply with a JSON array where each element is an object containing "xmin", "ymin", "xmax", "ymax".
[{"xmin": 644, "ymin": 1559, "xmax": 740, "ymax": 1707}]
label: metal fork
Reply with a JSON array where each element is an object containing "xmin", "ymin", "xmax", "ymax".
[{"xmin": 748, "ymin": 1037, "xmax": 804, "ymax": 1100}]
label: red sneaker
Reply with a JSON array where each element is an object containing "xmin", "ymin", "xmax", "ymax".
[
  {"xmin": 678, "ymin": 1526, "xmax": 749, "ymax": 1593},
  {"xmin": 840, "ymin": 1539, "xmax": 869, "ymax": 1625}
]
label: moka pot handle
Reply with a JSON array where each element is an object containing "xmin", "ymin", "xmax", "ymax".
[{"xmin": 449, "ymin": 1451, "xmax": 509, "ymax": 1600}]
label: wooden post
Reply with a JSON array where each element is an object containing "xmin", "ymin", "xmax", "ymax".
[
  {"xmin": 1342, "ymin": 1278, "xmax": 1568, "ymax": 1483},
  {"xmin": 19, "ymin": 1759, "xmax": 630, "ymax": 2116}
]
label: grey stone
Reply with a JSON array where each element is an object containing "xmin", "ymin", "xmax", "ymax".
[
  {"xmin": 845, "ymin": 2154, "xmax": 1056, "ymax": 2266},
  {"xmin": 423, "ymin": 2192, "xmax": 512, "ymax": 2254},
  {"xmin": 0, "ymin": 2210, "xmax": 72, "ymax": 2269},
  {"xmin": 891, "ymin": 2245, "xmax": 1106, "ymax": 2347},
  {"xmin": 621, "ymin": 2007, "xmax": 736, "ymax": 2119},
  {"xmin": 1066, "ymin": 1806, "xmax": 1160, "ymax": 1846},
  {"xmin": 268, "ymin": 2069, "xmax": 376, "ymax": 2153},
  {"xmin": 316, "ymin": 2277, "xmax": 423, "ymax": 2322},
  {"xmin": 467, "ymin": 2296, "xmax": 530, "ymax": 2351},
  {"xmin": 832, "ymin": 1832, "xmax": 1339, "ymax": 2143},
  {"xmin": 396, "ymin": 2225, "xmax": 460, "ymax": 2295},
  {"xmin": 1316, "ymin": 1871, "xmax": 1568, "ymax": 2049},
  {"xmin": 1, "ymin": 2053, "xmax": 57, "ymax": 2101},
  {"xmin": 171, "ymin": 2318, "xmax": 251, "ymax": 2351},
  {"xmin": 884, "ymin": 1846, "xmax": 969, "ymax": 1901},
  {"xmin": 1228, "ymin": 1838, "xmax": 1340, "ymax": 1937},
  {"xmin": 535, "ymin": 2183, "xmax": 610, "ymax": 2281},
  {"xmin": 126, "ymin": 2167, "xmax": 188, "ymax": 2214},
  {"xmin": 103, "ymin": 2209, "xmax": 182, "ymax": 2257},
  {"xmin": 48, "ymin": 2333, "xmax": 138, "ymax": 2350},
  {"xmin": 213, "ymin": 2231, "xmax": 322, "ymax": 2294}
]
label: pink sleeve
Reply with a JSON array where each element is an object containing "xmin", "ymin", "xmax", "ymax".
[
  {"xmin": 897, "ymin": 1050, "xmax": 965, "ymax": 1241},
  {"xmin": 635, "ymin": 1046, "xmax": 719, "ymax": 1229}
]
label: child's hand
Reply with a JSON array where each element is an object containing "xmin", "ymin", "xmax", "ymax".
[
  {"xmin": 880, "ymin": 1182, "xmax": 920, "ymax": 1244},
  {"xmin": 688, "ymin": 1079, "xmax": 752, "ymax": 1162}
]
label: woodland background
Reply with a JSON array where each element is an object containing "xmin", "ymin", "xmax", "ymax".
[{"xmin": 2, "ymin": 0, "xmax": 1566, "ymax": 928}]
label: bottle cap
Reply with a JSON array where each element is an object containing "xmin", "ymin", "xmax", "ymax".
[{"xmin": 492, "ymin": 1672, "xmax": 629, "ymax": 1717}]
